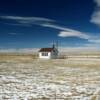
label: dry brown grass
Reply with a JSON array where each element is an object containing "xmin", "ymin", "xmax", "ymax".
[
  {"xmin": 0, "ymin": 53, "xmax": 38, "ymax": 63},
  {"xmin": 0, "ymin": 53, "xmax": 100, "ymax": 99}
]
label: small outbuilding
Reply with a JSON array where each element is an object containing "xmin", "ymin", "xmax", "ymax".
[{"xmin": 39, "ymin": 44, "xmax": 58, "ymax": 59}]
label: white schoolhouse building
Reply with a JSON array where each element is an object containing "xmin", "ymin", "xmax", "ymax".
[{"xmin": 39, "ymin": 44, "xmax": 58, "ymax": 59}]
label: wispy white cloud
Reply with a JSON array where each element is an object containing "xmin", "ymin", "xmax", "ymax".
[
  {"xmin": 41, "ymin": 23, "xmax": 90, "ymax": 39},
  {"xmin": 91, "ymin": 11, "xmax": 100, "ymax": 26},
  {"xmin": 58, "ymin": 31, "xmax": 89, "ymax": 39},
  {"xmin": 8, "ymin": 32, "xmax": 24, "ymax": 36},
  {"xmin": 59, "ymin": 46, "xmax": 100, "ymax": 52},
  {"xmin": 0, "ymin": 15, "xmax": 90, "ymax": 40},
  {"xmin": 4, "ymin": 23, "xmax": 32, "ymax": 27},
  {"xmin": 41, "ymin": 23, "xmax": 100, "ymax": 48},
  {"xmin": 90, "ymin": 0, "xmax": 100, "ymax": 26},
  {"xmin": 88, "ymin": 0, "xmax": 100, "ymax": 48},
  {"xmin": 94, "ymin": 0, "xmax": 100, "ymax": 6},
  {"xmin": 0, "ymin": 47, "xmax": 99, "ymax": 53},
  {"xmin": 0, "ymin": 16, "xmax": 54, "ymax": 27},
  {"xmin": 8, "ymin": 33, "xmax": 18, "ymax": 35},
  {"xmin": 0, "ymin": 48, "xmax": 39, "ymax": 54},
  {"xmin": 88, "ymin": 38, "xmax": 100, "ymax": 43},
  {"xmin": 1, "ymin": 15, "xmax": 100, "ymax": 47},
  {"xmin": 0, "ymin": 16, "xmax": 54, "ymax": 22}
]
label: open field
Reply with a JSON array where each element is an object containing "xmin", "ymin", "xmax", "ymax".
[{"xmin": 0, "ymin": 54, "xmax": 100, "ymax": 100}]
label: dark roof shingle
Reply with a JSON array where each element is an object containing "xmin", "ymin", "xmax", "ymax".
[{"xmin": 39, "ymin": 48, "xmax": 54, "ymax": 52}]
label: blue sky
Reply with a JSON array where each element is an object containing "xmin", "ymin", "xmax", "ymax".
[{"xmin": 0, "ymin": 0, "xmax": 100, "ymax": 49}]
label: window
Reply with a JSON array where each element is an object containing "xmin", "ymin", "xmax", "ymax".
[
  {"xmin": 45, "ymin": 53, "xmax": 48, "ymax": 56},
  {"xmin": 42, "ymin": 52, "xmax": 48, "ymax": 56}
]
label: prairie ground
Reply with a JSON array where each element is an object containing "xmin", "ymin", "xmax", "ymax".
[{"xmin": 0, "ymin": 54, "xmax": 100, "ymax": 100}]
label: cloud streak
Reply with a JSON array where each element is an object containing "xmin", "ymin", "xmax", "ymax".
[
  {"xmin": 58, "ymin": 31, "xmax": 89, "ymax": 39},
  {"xmin": 0, "ymin": 16, "xmax": 54, "ymax": 22},
  {"xmin": 42, "ymin": 23, "xmax": 100, "ymax": 46},
  {"xmin": 0, "ymin": 16, "xmax": 54, "ymax": 27},
  {"xmin": 41, "ymin": 23, "xmax": 89, "ymax": 39},
  {"xmin": 8, "ymin": 33, "xmax": 18, "ymax": 35},
  {"xmin": 0, "ymin": 48, "xmax": 38, "ymax": 54},
  {"xmin": 1, "ymin": 15, "xmax": 100, "ymax": 47},
  {"xmin": 90, "ymin": 0, "xmax": 100, "ymax": 26},
  {"xmin": 0, "ymin": 15, "xmax": 90, "ymax": 40}
]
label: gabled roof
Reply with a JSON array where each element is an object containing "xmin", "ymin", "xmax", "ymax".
[{"xmin": 39, "ymin": 48, "xmax": 54, "ymax": 52}]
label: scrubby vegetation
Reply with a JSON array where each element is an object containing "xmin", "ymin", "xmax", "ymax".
[{"xmin": 0, "ymin": 54, "xmax": 100, "ymax": 100}]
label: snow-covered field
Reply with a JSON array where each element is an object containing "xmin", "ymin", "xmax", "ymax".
[{"xmin": 0, "ymin": 55, "xmax": 100, "ymax": 100}]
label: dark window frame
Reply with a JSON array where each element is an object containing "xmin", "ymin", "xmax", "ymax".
[{"xmin": 42, "ymin": 52, "xmax": 48, "ymax": 56}]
